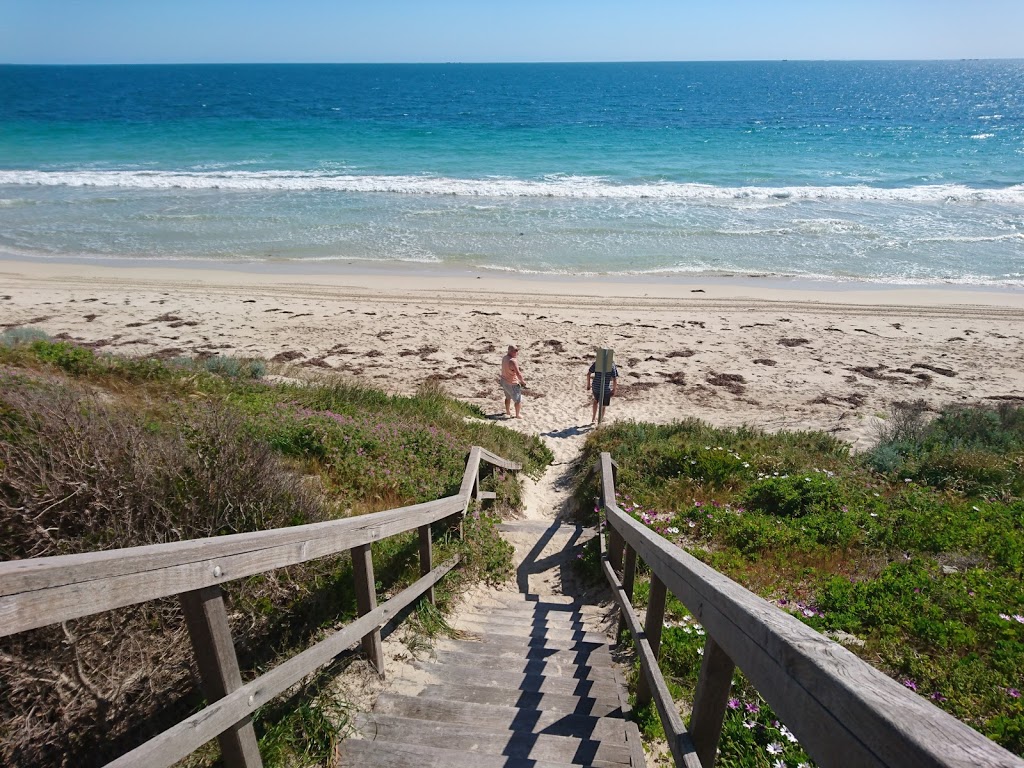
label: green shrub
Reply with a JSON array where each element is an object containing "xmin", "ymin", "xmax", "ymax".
[
  {"xmin": 916, "ymin": 449, "xmax": 1011, "ymax": 496},
  {"xmin": 740, "ymin": 473, "xmax": 845, "ymax": 518},
  {"xmin": 29, "ymin": 340, "xmax": 98, "ymax": 375},
  {"xmin": 459, "ymin": 508, "xmax": 515, "ymax": 586},
  {"xmin": 202, "ymin": 354, "xmax": 265, "ymax": 379},
  {"xmin": 0, "ymin": 327, "xmax": 50, "ymax": 346}
]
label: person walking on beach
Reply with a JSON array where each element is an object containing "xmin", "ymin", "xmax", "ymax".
[
  {"xmin": 500, "ymin": 344, "xmax": 527, "ymax": 419},
  {"xmin": 587, "ymin": 358, "xmax": 619, "ymax": 423}
]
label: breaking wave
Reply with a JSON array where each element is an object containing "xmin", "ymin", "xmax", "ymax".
[{"xmin": 2, "ymin": 169, "xmax": 1024, "ymax": 204}]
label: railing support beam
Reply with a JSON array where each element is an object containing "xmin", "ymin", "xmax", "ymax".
[
  {"xmin": 179, "ymin": 586, "xmax": 263, "ymax": 768},
  {"xmin": 690, "ymin": 636, "xmax": 736, "ymax": 768},
  {"xmin": 350, "ymin": 543, "xmax": 384, "ymax": 674},
  {"xmin": 636, "ymin": 572, "xmax": 667, "ymax": 706},
  {"xmin": 617, "ymin": 543, "xmax": 637, "ymax": 637},
  {"xmin": 418, "ymin": 524, "xmax": 434, "ymax": 605}
]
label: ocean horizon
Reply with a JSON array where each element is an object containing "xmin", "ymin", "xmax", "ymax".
[{"xmin": 1, "ymin": 61, "xmax": 1022, "ymax": 286}]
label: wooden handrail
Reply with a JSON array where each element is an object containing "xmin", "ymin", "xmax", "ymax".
[
  {"xmin": 107, "ymin": 556, "xmax": 461, "ymax": 768},
  {"xmin": 0, "ymin": 448, "xmax": 519, "ymax": 637},
  {"xmin": 596, "ymin": 452, "xmax": 1023, "ymax": 768},
  {"xmin": 0, "ymin": 447, "xmax": 521, "ymax": 768}
]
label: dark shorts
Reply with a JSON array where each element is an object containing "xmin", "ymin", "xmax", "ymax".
[{"xmin": 592, "ymin": 389, "xmax": 612, "ymax": 406}]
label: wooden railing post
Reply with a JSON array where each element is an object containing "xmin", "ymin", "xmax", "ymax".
[
  {"xmin": 690, "ymin": 636, "xmax": 736, "ymax": 768},
  {"xmin": 600, "ymin": 453, "xmax": 625, "ymax": 571},
  {"xmin": 179, "ymin": 586, "xmax": 263, "ymax": 768},
  {"xmin": 350, "ymin": 544, "xmax": 384, "ymax": 674},
  {"xmin": 636, "ymin": 572, "xmax": 667, "ymax": 706},
  {"xmin": 617, "ymin": 543, "xmax": 637, "ymax": 637},
  {"xmin": 608, "ymin": 526, "xmax": 625, "ymax": 572},
  {"xmin": 418, "ymin": 524, "xmax": 434, "ymax": 605}
]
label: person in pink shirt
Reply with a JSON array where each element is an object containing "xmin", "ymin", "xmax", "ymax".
[{"xmin": 499, "ymin": 344, "xmax": 526, "ymax": 418}]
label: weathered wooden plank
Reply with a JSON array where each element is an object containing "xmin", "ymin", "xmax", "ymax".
[
  {"xmin": 179, "ymin": 586, "xmax": 263, "ymax": 768},
  {"xmin": 453, "ymin": 618, "xmax": 608, "ymax": 645},
  {"xmin": 428, "ymin": 648, "xmax": 617, "ymax": 682},
  {"xmin": 475, "ymin": 490, "xmax": 497, "ymax": 501},
  {"xmin": 497, "ymin": 594, "xmax": 592, "ymax": 606},
  {"xmin": 411, "ymin": 660, "xmax": 622, "ymax": 702},
  {"xmin": 467, "ymin": 598, "xmax": 606, "ymax": 614},
  {"xmin": 599, "ymin": 452, "xmax": 1024, "ymax": 768},
  {"xmin": 460, "ymin": 633, "xmax": 612, "ymax": 656},
  {"xmin": 457, "ymin": 446, "xmax": 483, "ymax": 511},
  {"xmin": 337, "ymin": 738, "xmax": 622, "ymax": 768},
  {"xmin": 635, "ymin": 573, "xmax": 666, "ymax": 707},
  {"xmin": 689, "ymin": 635, "xmax": 736, "ymax": 768},
  {"xmin": 417, "ymin": 682, "xmax": 624, "ymax": 717},
  {"xmin": 601, "ymin": 534, "xmax": 701, "ymax": 768},
  {"xmin": 433, "ymin": 637, "xmax": 613, "ymax": 665},
  {"xmin": 0, "ymin": 496, "xmax": 464, "ymax": 637},
  {"xmin": 354, "ymin": 712, "xmax": 633, "ymax": 765},
  {"xmin": 417, "ymin": 524, "xmax": 434, "ymax": 605},
  {"xmin": 103, "ymin": 556, "xmax": 459, "ymax": 768},
  {"xmin": 618, "ymin": 543, "xmax": 637, "ymax": 637},
  {"xmin": 478, "ymin": 447, "xmax": 523, "ymax": 471},
  {"xmin": 455, "ymin": 610, "xmax": 600, "ymax": 629},
  {"xmin": 457, "ymin": 605, "xmax": 607, "ymax": 622},
  {"xmin": 600, "ymin": 454, "xmax": 624, "ymax": 571},
  {"xmin": 372, "ymin": 693, "xmax": 630, "ymax": 744},
  {"xmin": 624, "ymin": 721, "xmax": 647, "ymax": 768},
  {"xmin": 0, "ymin": 496, "xmax": 461, "ymax": 598},
  {"xmin": 351, "ymin": 543, "xmax": 384, "ymax": 674}
]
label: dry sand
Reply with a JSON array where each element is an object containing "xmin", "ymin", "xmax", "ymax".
[{"xmin": 3, "ymin": 258, "xmax": 1023, "ymax": 453}]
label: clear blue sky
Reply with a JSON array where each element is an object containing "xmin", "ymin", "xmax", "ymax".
[{"xmin": 3, "ymin": 0, "xmax": 1023, "ymax": 65}]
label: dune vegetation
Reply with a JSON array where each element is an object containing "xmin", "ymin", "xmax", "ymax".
[
  {"xmin": 0, "ymin": 332, "xmax": 550, "ymax": 768},
  {"xmin": 574, "ymin": 406, "xmax": 1024, "ymax": 763}
]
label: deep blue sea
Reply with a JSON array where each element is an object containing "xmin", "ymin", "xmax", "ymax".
[{"xmin": 1, "ymin": 62, "xmax": 1023, "ymax": 284}]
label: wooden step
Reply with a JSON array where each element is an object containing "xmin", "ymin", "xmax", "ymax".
[
  {"xmin": 412, "ymin": 660, "xmax": 622, "ymax": 702},
  {"xmin": 454, "ymin": 618, "xmax": 608, "ymax": 644},
  {"xmin": 457, "ymin": 610, "xmax": 604, "ymax": 629},
  {"xmin": 465, "ymin": 631, "xmax": 613, "ymax": 653},
  {"xmin": 474, "ymin": 605, "xmax": 609, "ymax": 622},
  {"xmin": 373, "ymin": 693, "xmax": 630, "ymax": 744},
  {"xmin": 494, "ymin": 594, "xmax": 591, "ymax": 606},
  {"xmin": 353, "ymin": 712, "xmax": 633, "ymax": 765},
  {"xmin": 337, "ymin": 738, "xmax": 629, "ymax": 768},
  {"xmin": 481, "ymin": 593, "xmax": 602, "ymax": 614},
  {"xmin": 433, "ymin": 637, "xmax": 614, "ymax": 665},
  {"xmin": 417, "ymin": 682, "xmax": 624, "ymax": 717},
  {"xmin": 428, "ymin": 648, "xmax": 618, "ymax": 682}
]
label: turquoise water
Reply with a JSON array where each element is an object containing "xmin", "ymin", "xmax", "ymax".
[{"xmin": 1, "ymin": 62, "xmax": 1022, "ymax": 284}]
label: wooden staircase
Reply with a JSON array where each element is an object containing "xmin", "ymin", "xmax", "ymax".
[{"xmin": 337, "ymin": 594, "xmax": 646, "ymax": 768}]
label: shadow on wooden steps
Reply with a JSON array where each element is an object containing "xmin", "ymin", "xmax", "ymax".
[{"xmin": 336, "ymin": 597, "xmax": 645, "ymax": 767}]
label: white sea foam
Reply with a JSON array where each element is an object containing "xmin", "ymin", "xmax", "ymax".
[
  {"xmin": 916, "ymin": 233, "xmax": 1024, "ymax": 244},
  {"xmin": 2, "ymin": 169, "xmax": 1024, "ymax": 204}
]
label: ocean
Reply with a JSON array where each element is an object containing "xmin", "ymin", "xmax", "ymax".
[{"xmin": 1, "ymin": 61, "xmax": 1022, "ymax": 285}]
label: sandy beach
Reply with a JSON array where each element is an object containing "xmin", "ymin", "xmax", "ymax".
[{"xmin": 3, "ymin": 257, "xmax": 1024, "ymax": 457}]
